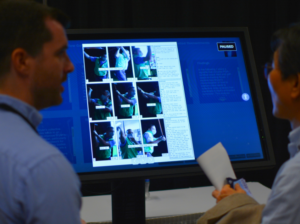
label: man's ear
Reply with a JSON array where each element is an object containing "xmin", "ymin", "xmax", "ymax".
[
  {"xmin": 291, "ymin": 73, "xmax": 300, "ymax": 99},
  {"xmin": 10, "ymin": 48, "xmax": 34, "ymax": 78}
]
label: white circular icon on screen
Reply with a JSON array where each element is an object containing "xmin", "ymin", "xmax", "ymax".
[{"xmin": 242, "ymin": 93, "xmax": 250, "ymax": 101}]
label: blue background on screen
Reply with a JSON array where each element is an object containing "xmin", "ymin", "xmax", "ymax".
[{"xmin": 39, "ymin": 37, "xmax": 264, "ymax": 173}]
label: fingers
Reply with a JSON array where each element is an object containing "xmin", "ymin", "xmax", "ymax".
[
  {"xmin": 234, "ymin": 183, "xmax": 242, "ymax": 190},
  {"xmin": 212, "ymin": 183, "xmax": 247, "ymax": 204},
  {"xmin": 234, "ymin": 183, "xmax": 246, "ymax": 194},
  {"xmin": 212, "ymin": 189, "xmax": 220, "ymax": 199},
  {"xmin": 212, "ymin": 190, "xmax": 221, "ymax": 203},
  {"xmin": 222, "ymin": 184, "xmax": 231, "ymax": 190}
]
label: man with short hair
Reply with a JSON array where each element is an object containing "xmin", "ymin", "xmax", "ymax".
[
  {"xmin": 0, "ymin": 1, "xmax": 84, "ymax": 223},
  {"xmin": 197, "ymin": 25, "xmax": 300, "ymax": 224},
  {"xmin": 118, "ymin": 127, "xmax": 142, "ymax": 159},
  {"xmin": 84, "ymin": 48, "xmax": 108, "ymax": 81},
  {"xmin": 88, "ymin": 87, "xmax": 112, "ymax": 120},
  {"xmin": 133, "ymin": 46, "xmax": 152, "ymax": 80},
  {"xmin": 114, "ymin": 84, "xmax": 138, "ymax": 118},
  {"xmin": 113, "ymin": 46, "xmax": 130, "ymax": 81},
  {"xmin": 138, "ymin": 86, "xmax": 162, "ymax": 116},
  {"xmin": 143, "ymin": 124, "xmax": 166, "ymax": 156},
  {"xmin": 93, "ymin": 126, "xmax": 117, "ymax": 160}
]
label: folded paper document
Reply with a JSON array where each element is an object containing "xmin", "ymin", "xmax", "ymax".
[{"xmin": 197, "ymin": 142, "xmax": 236, "ymax": 191}]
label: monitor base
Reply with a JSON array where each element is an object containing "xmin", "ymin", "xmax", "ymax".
[{"xmin": 111, "ymin": 179, "xmax": 145, "ymax": 224}]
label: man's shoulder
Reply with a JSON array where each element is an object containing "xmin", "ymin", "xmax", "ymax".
[
  {"xmin": 0, "ymin": 114, "xmax": 68, "ymax": 171},
  {"xmin": 272, "ymin": 154, "xmax": 300, "ymax": 189},
  {"xmin": 144, "ymin": 131, "xmax": 151, "ymax": 137},
  {"xmin": 282, "ymin": 153, "xmax": 300, "ymax": 171},
  {"xmin": 1, "ymin": 134, "xmax": 67, "ymax": 171}
]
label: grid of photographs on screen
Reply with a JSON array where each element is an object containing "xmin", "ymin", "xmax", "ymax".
[{"xmin": 83, "ymin": 43, "xmax": 195, "ymax": 167}]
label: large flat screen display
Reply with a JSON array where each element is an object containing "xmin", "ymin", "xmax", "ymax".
[{"xmin": 38, "ymin": 28, "xmax": 274, "ymax": 179}]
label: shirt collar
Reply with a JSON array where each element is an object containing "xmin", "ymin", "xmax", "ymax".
[
  {"xmin": 288, "ymin": 126, "xmax": 300, "ymax": 158},
  {"xmin": 0, "ymin": 94, "xmax": 42, "ymax": 129}
]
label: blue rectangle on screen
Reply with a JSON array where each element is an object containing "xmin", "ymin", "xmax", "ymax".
[
  {"xmin": 38, "ymin": 117, "xmax": 76, "ymax": 164},
  {"xmin": 194, "ymin": 59, "xmax": 242, "ymax": 103}
]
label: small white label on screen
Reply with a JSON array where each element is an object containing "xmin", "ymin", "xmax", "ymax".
[
  {"xmin": 147, "ymin": 103, "xmax": 156, "ymax": 107},
  {"xmin": 99, "ymin": 146, "xmax": 109, "ymax": 150}
]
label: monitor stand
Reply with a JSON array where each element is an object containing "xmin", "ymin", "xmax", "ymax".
[{"xmin": 111, "ymin": 179, "xmax": 145, "ymax": 224}]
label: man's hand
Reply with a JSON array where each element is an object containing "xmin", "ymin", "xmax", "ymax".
[
  {"xmin": 212, "ymin": 183, "xmax": 246, "ymax": 203},
  {"xmin": 81, "ymin": 219, "xmax": 86, "ymax": 224},
  {"xmin": 160, "ymin": 136, "xmax": 166, "ymax": 141}
]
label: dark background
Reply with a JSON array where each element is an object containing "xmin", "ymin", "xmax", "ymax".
[{"xmin": 37, "ymin": 0, "xmax": 300, "ymax": 195}]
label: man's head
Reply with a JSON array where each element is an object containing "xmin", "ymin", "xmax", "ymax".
[
  {"xmin": 133, "ymin": 48, "xmax": 143, "ymax": 57},
  {"xmin": 148, "ymin": 124, "xmax": 156, "ymax": 135},
  {"xmin": 267, "ymin": 25, "xmax": 300, "ymax": 124},
  {"xmin": 126, "ymin": 129, "xmax": 134, "ymax": 138},
  {"xmin": 127, "ymin": 86, "xmax": 136, "ymax": 98},
  {"xmin": 0, "ymin": 0, "xmax": 73, "ymax": 110},
  {"xmin": 105, "ymin": 126, "xmax": 115, "ymax": 139},
  {"xmin": 100, "ymin": 54, "xmax": 107, "ymax": 62},
  {"xmin": 100, "ymin": 89, "xmax": 110, "ymax": 101},
  {"xmin": 270, "ymin": 25, "xmax": 300, "ymax": 80}
]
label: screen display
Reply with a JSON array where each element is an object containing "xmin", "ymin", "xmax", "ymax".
[{"xmin": 38, "ymin": 36, "xmax": 265, "ymax": 174}]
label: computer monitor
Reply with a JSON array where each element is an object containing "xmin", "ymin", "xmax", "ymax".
[{"xmin": 38, "ymin": 28, "xmax": 275, "ymax": 223}]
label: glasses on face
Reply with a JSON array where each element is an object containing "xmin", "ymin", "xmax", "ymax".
[{"xmin": 263, "ymin": 62, "xmax": 273, "ymax": 79}]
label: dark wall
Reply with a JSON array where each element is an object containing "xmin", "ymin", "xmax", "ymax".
[{"xmin": 44, "ymin": 0, "xmax": 300, "ymax": 194}]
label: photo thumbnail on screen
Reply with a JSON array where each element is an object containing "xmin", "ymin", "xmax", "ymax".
[
  {"xmin": 112, "ymin": 83, "xmax": 139, "ymax": 119},
  {"xmin": 90, "ymin": 122, "xmax": 118, "ymax": 161},
  {"xmin": 141, "ymin": 119, "xmax": 167, "ymax": 157},
  {"xmin": 87, "ymin": 83, "xmax": 113, "ymax": 121},
  {"xmin": 115, "ymin": 120, "xmax": 143, "ymax": 159},
  {"xmin": 137, "ymin": 82, "xmax": 162, "ymax": 118},
  {"xmin": 83, "ymin": 47, "xmax": 109, "ymax": 82},
  {"xmin": 107, "ymin": 46, "xmax": 133, "ymax": 81},
  {"xmin": 132, "ymin": 46, "xmax": 157, "ymax": 80}
]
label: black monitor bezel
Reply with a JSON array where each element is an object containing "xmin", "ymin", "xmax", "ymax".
[{"xmin": 67, "ymin": 27, "xmax": 276, "ymax": 183}]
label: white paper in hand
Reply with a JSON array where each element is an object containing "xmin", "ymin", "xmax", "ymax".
[{"xmin": 197, "ymin": 142, "xmax": 236, "ymax": 190}]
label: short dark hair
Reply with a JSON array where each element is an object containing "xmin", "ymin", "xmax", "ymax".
[
  {"xmin": 271, "ymin": 24, "xmax": 300, "ymax": 79},
  {"xmin": 106, "ymin": 126, "xmax": 114, "ymax": 132},
  {"xmin": 100, "ymin": 89, "xmax": 109, "ymax": 95},
  {"xmin": 0, "ymin": 0, "xmax": 70, "ymax": 77},
  {"xmin": 132, "ymin": 47, "xmax": 139, "ymax": 55}
]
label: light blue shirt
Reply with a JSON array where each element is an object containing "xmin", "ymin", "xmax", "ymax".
[
  {"xmin": 262, "ymin": 126, "xmax": 300, "ymax": 223},
  {"xmin": 0, "ymin": 95, "xmax": 82, "ymax": 224}
]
